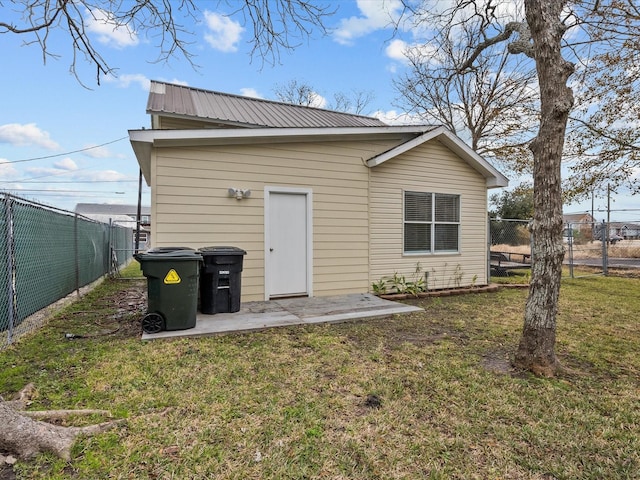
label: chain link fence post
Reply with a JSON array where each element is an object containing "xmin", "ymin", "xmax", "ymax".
[{"xmin": 3, "ymin": 194, "xmax": 17, "ymax": 345}]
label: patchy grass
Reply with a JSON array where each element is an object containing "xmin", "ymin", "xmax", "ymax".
[{"xmin": 1, "ymin": 272, "xmax": 639, "ymax": 479}]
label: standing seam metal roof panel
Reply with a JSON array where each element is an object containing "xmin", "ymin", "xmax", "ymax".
[{"xmin": 147, "ymin": 81, "xmax": 388, "ymax": 128}]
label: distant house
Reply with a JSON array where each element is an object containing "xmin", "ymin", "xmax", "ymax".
[
  {"xmin": 563, "ymin": 213, "xmax": 595, "ymax": 242},
  {"xmin": 610, "ymin": 222, "xmax": 640, "ymax": 240},
  {"xmin": 75, "ymin": 203, "xmax": 151, "ymax": 247},
  {"xmin": 129, "ymin": 81, "xmax": 508, "ymax": 301}
]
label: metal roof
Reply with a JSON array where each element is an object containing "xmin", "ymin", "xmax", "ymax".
[{"xmin": 147, "ymin": 81, "xmax": 388, "ymax": 128}]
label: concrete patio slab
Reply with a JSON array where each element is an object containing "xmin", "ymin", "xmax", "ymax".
[{"xmin": 142, "ymin": 293, "xmax": 422, "ymax": 340}]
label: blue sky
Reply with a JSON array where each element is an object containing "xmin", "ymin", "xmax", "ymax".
[{"xmin": 0, "ymin": 0, "xmax": 636, "ymax": 222}]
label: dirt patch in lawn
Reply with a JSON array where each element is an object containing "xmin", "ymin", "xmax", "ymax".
[
  {"xmin": 108, "ymin": 280, "xmax": 147, "ymax": 338},
  {"xmin": 481, "ymin": 349, "xmax": 515, "ymax": 375},
  {"xmin": 56, "ymin": 279, "xmax": 147, "ymax": 340}
]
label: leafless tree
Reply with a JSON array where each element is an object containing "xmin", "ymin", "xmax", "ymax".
[
  {"xmin": 399, "ymin": 0, "xmax": 640, "ymax": 376},
  {"xmin": 0, "ymin": 0, "xmax": 334, "ymax": 85},
  {"xmin": 273, "ymin": 79, "xmax": 325, "ymax": 107},
  {"xmin": 273, "ymin": 79, "xmax": 375, "ymax": 115},
  {"xmin": 331, "ymin": 89, "xmax": 376, "ymax": 115},
  {"xmin": 394, "ymin": 19, "xmax": 538, "ymax": 173}
]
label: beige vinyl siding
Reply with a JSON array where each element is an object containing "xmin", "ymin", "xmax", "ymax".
[
  {"xmin": 151, "ymin": 139, "xmax": 399, "ymax": 301},
  {"xmin": 369, "ymin": 140, "xmax": 489, "ymax": 290}
]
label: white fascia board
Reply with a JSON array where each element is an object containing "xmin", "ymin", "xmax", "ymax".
[
  {"xmin": 129, "ymin": 125, "xmax": 432, "ymax": 145},
  {"xmin": 365, "ymin": 126, "xmax": 509, "ymax": 189},
  {"xmin": 365, "ymin": 126, "xmax": 443, "ymax": 167}
]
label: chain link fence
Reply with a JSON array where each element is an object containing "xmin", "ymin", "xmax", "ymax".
[
  {"xmin": 489, "ymin": 219, "xmax": 532, "ymax": 277},
  {"xmin": 490, "ymin": 218, "xmax": 640, "ymax": 279},
  {"xmin": 1, "ymin": 193, "xmax": 133, "ymax": 350},
  {"xmin": 564, "ymin": 221, "xmax": 604, "ymax": 277}
]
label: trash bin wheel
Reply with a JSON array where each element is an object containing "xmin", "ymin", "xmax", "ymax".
[{"xmin": 142, "ymin": 313, "xmax": 165, "ymax": 334}]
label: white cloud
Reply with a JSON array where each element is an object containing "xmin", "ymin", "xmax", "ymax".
[
  {"xmin": 203, "ymin": 11, "xmax": 244, "ymax": 52},
  {"xmin": 104, "ymin": 73, "xmax": 150, "ymax": 90},
  {"xmin": 373, "ymin": 110, "xmax": 425, "ymax": 125},
  {"xmin": 24, "ymin": 166, "xmax": 133, "ymax": 183},
  {"xmin": 0, "ymin": 159, "xmax": 19, "ymax": 179},
  {"xmin": 82, "ymin": 144, "xmax": 113, "ymax": 159},
  {"xmin": 386, "ymin": 39, "xmax": 409, "ymax": 62},
  {"xmin": 0, "ymin": 123, "xmax": 60, "ymax": 150},
  {"xmin": 86, "ymin": 8, "xmax": 139, "ymax": 48},
  {"xmin": 161, "ymin": 78, "xmax": 190, "ymax": 87},
  {"xmin": 311, "ymin": 93, "xmax": 327, "ymax": 109},
  {"xmin": 334, "ymin": 0, "xmax": 403, "ymax": 45},
  {"xmin": 239, "ymin": 88, "xmax": 264, "ymax": 99},
  {"xmin": 79, "ymin": 169, "xmax": 132, "ymax": 182},
  {"xmin": 53, "ymin": 158, "xmax": 78, "ymax": 170}
]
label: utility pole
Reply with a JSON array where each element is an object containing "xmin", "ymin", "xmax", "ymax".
[{"xmin": 607, "ymin": 184, "xmax": 611, "ymax": 226}]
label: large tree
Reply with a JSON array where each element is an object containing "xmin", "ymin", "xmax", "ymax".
[
  {"xmin": 562, "ymin": 5, "xmax": 640, "ymax": 200},
  {"xmin": 400, "ymin": 0, "xmax": 640, "ymax": 376},
  {"xmin": 399, "ymin": 1, "xmax": 640, "ymax": 203},
  {"xmin": 0, "ymin": 0, "xmax": 333, "ymax": 84}
]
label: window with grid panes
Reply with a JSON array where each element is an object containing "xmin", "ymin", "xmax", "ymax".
[{"xmin": 404, "ymin": 191, "xmax": 460, "ymax": 253}]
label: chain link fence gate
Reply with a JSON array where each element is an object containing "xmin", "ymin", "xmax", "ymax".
[
  {"xmin": 564, "ymin": 221, "xmax": 605, "ymax": 278},
  {"xmin": 1, "ymin": 193, "xmax": 133, "ymax": 350}
]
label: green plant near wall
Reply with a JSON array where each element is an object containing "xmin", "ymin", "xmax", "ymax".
[
  {"xmin": 372, "ymin": 263, "xmax": 427, "ymax": 297},
  {"xmin": 452, "ymin": 264, "xmax": 463, "ymax": 288},
  {"xmin": 371, "ymin": 278, "xmax": 387, "ymax": 295}
]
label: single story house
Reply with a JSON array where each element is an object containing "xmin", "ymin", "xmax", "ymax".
[
  {"xmin": 562, "ymin": 213, "xmax": 596, "ymax": 242},
  {"xmin": 129, "ymin": 81, "xmax": 508, "ymax": 301},
  {"xmin": 611, "ymin": 222, "xmax": 640, "ymax": 240}
]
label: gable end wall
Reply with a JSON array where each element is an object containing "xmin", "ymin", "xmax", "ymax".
[{"xmin": 369, "ymin": 140, "xmax": 489, "ymax": 290}]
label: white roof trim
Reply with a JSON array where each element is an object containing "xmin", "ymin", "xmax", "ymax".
[
  {"xmin": 129, "ymin": 125, "xmax": 433, "ymax": 144},
  {"xmin": 365, "ymin": 126, "xmax": 509, "ymax": 188},
  {"xmin": 129, "ymin": 125, "xmax": 508, "ymax": 188}
]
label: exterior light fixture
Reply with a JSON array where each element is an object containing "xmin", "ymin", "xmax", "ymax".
[{"xmin": 228, "ymin": 188, "xmax": 251, "ymax": 200}]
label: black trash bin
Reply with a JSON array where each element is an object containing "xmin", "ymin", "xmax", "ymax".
[
  {"xmin": 135, "ymin": 248, "xmax": 202, "ymax": 333},
  {"xmin": 198, "ymin": 246, "xmax": 246, "ymax": 314}
]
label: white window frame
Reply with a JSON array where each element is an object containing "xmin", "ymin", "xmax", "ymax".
[{"xmin": 403, "ymin": 191, "xmax": 461, "ymax": 255}]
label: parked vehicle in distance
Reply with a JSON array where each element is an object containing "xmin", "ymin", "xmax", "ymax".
[{"xmin": 610, "ymin": 234, "xmax": 623, "ymax": 245}]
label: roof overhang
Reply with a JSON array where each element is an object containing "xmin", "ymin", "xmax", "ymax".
[{"xmin": 129, "ymin": 125, "xmax": 508, "ymax": 189}]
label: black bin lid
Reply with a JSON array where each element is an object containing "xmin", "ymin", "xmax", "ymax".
[
  {"xmin": 135, "ymin": 249, "xmax": 202, "ymax": 262},
  {"xmin": 198, "ymin": 246, "xmax": 246, "ymax": 256}
]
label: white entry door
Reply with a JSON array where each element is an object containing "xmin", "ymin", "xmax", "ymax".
[{"xmin": 265, "ymin": 188, "xmax": 312, "ymax": 299}]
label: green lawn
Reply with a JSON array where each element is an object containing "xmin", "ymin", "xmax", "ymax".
[{"xmin": 1, "ymin": 266, "xmax": 639, "ymax": 479}]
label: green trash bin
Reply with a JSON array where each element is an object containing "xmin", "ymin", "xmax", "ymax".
[{"xmin": 135, "ymin": 248, "xmax": 202, "ymax": 333}]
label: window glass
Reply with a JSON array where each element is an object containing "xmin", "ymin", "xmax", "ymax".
[
  {"xmin": 405, "ymin": 192, "xmax": 432, "ymax": 222},
  {"xmin": 404, "ymin": 223, "xmax": 431, "ymax": 252},
  {"xmin": 404, "ymin": 191, "xmax": 460, "ymax": 254}
]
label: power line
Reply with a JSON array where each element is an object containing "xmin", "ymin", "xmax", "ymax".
[
  {"xmin": 2, "ymin": 189, "xmax": 127, "ymax": 194},
  {"xmin": 4, "ymin": 136, "xmax": 128, "ymax": 164},
  {"xmin": 10, "ymin": 180, "xmax": 139, "ymax": 184}
]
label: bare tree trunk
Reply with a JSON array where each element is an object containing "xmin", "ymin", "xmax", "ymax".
[{"xmin": 514, "ymin": 0, "xmax": 574, "ymax": 376}]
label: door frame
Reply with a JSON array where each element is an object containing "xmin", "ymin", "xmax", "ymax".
[{"xmin": 264, "ymin": 186, "xmax": 313, "ymax": 300}]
